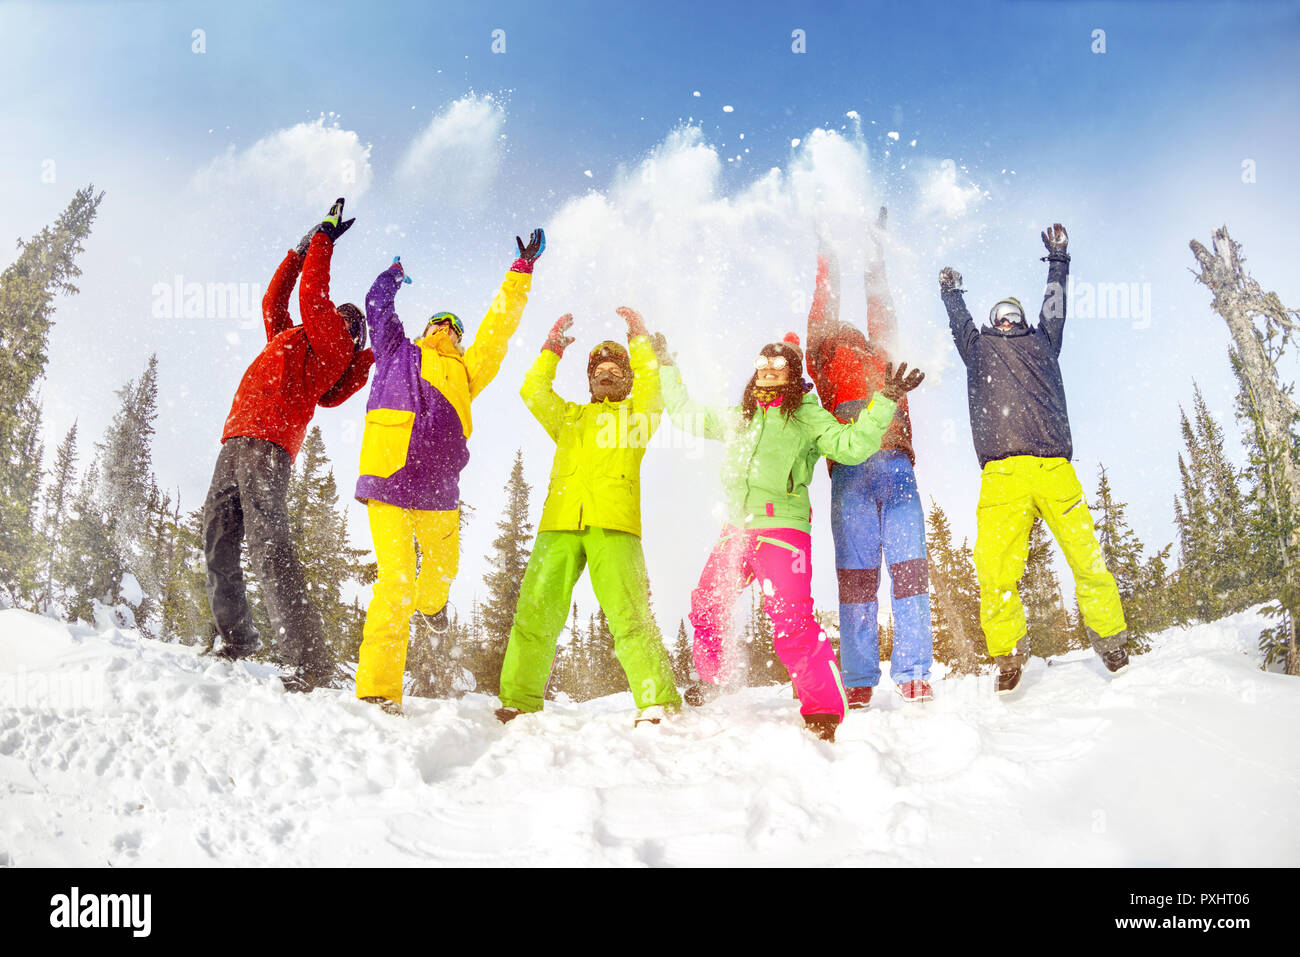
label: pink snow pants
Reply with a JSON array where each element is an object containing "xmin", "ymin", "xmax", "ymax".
[{"xmin": 689, "ymin": 525, "xmax": 848, "ymax": 719}]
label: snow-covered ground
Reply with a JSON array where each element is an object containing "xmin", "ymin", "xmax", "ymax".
[{"xmin": 1, "ymin": 607, "xmax": 1296, "ymax": 867}]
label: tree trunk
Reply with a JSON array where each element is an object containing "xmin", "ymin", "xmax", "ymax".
[{"xmin": 1190, "ymin": 226, "xmax": 1300, "ymax": 675}]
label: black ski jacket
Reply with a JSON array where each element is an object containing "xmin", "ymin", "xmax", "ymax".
[{"xmin": 943, "ymin": 254, "xmax": 1073, "ymax": 468}]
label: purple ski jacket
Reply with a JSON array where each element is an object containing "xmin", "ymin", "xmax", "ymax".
[{"xmin": 354, "ymin": 262, "xmax": 532, "ymax": 511}]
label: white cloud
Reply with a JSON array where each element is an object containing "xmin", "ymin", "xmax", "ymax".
[
  {"xmin": 396, "ymin": 94, "xmax": 506, "ymax": 206},
  {"xmin": 190, "ymin": 117, "xmax": 373, "ymax": 212}
]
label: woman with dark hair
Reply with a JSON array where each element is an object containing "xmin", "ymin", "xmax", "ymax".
[{"xmin": 655, "ymin": 331, "xmax": 924, "ymax": 741}]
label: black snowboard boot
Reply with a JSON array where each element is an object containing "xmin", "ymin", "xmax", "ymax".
[
  {"xmin": 495, "ymin": 706, "xmax": 523, "ymax": 724},
  {"xmin": 803, "ymin": 714, "xmax": 840, "ymax": 743},
  {"xmin": 1090, "ymin": 629, "xmax": 1131, "ymax": 674},
  {"xmin": 1100, "ymin": 647, "xmax": 1130, "ymax": 674},
  {"xmin": 362, "ymin": 696, "xmax": 402, "ymax": 716},
  {"xmin": 995, "ymin": 643, "xmax": 1030, "ymax": 697},
  {"xmin": 279, "ymin": 667, "xmax": 315, "ymax": 694}
]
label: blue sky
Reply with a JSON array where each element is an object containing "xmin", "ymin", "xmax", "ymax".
[{"xmin": 2, "ymin": 0, "xmax": 1299, "ymax": 636}]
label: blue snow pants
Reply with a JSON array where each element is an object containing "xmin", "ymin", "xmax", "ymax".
[{"xmin": 829, "ymin": 449, "xmax": 933, "ymax": 688}]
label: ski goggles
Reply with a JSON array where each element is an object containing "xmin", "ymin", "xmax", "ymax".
[
  {"xmin": 588, "ymin": 341, "xmax": 630, "ymax": 376},
  {"xmin": 989, "ymin": 300, "xmax": 1026, "ymax": 326},
  {"xmin": 754, "ymin": 354, "xmax": 790, "ymax": 370},
  {"xmin": 425, "ymin": 312, "xmax": 464, "ymax": 339}
]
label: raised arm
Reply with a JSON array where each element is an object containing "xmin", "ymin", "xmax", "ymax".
[
  {"xmin": 466, "ymin": 228, "xmax": 545, "ymax": 398},
  {"xmin": 520, "ymin": 313, "xmax": 575, "ymax": 443},
  {"xmin": 299, "ymin": 198, "xmax": 357, "ymax": 375},
  {"xmin": 805, "ymin": 241, "xmax": 842, "ymax": 382},
  {"xmin": 864, "ymin": 206, "xmax": 898, "ymax": 350},
  {"xmin": 656, "ymin": 340, "xmax": 731, "ymax": 442},
  {"xmin": 364, "ymin": 259, "xmax": 411, "ymax": 359},
  {"xmin": 617, "ymin": 307, "xmax": 665, "ymax": 417},
  {"xmin": 1038, "ymin": 223, "xmax": 1070, "ymax": 356},
  {"xmin": 940, "ymin": 267, "xmax": 978, "ymax": 366},
  {"xmin": 262, "ymin": 249, "xmax": 303, "ymax": 341}
]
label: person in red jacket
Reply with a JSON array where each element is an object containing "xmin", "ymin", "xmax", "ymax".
[
  {"xmin": 202, "ymin": 198, "xmax": 374, "ymax": 692},
  {"xmin": 806, "ymin": 208, "xmax": 934, "ymax": 708}
]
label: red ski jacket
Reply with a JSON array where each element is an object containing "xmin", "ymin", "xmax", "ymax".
[
  {"xmin": 805, "ymin": 253, "xmax": 914, "ymax": 465},
  {"xmin": 221, "ymin": 233, "xmax": 373, "ymax": 461}
]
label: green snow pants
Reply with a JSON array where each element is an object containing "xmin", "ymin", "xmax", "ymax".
[
  {"xmin": 498, "ymin": 527, "xmax": 682, "ymax": 713},
  {"xmin": 973, "ymin": 456, "xmax": 1127, "ymax": 657}
]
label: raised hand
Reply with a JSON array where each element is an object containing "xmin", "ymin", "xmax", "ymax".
[
  {"xmin": 939, "ymin": 267, "xmax": 963, "ymax": 292},
  {"xmin": 1041, "ymin": 223, "xmax": 1068, "ymax": 256},
  {"xmin": 650, "ymin": 331, "xmax": 675, "ymax": 367},
  {"xmin": 880, "ymin": 361, "xmax": 925, "ymax": 402},
  {"xmin": 511, "ymin": 228, "xmax": 546, "ymax": 274},
  {"xmin": 391, "ymin": 256, "xmax": 413, "ymax": 284},
  {"xmin": 318, "ymin": 197, "xmax": 356, "ymax": 243},
  {"xmin": 616, "ymin": 306, "xmax": 648, "ymax": 340},
  {"xmin": 543, "ymin": 313, "xmax": 575, "ymax": 357}
]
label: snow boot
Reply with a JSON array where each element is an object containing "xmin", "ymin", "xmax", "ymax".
[
  {"xmin": 846, "ymin": 686, "xmax": 874, "ymax": 710},
  {"xmin": 1100, "ymin": 647, "xmax": 1130, "ymax": 674},
  {"xmin": 803, "ymin": 714, "xmax": 840, "ymax": 742},
  {"xmin": 634, "ymin": 704, "xmax": 675, "ymax": 726},
  {"xmin": 683, "ymin": 682, "xmax": 720, "ymax": 708},
  {"xmin": 896, "ymin": 680, "xmax": 934, "ymax": 703},
  {"xmin": 279, "ymin": 667, "xmax": 315, "ymax": 694},
  {"xmin": 495, "ymin": 706, "xmax": 523, "ymax": 724},
  {"xmin": 1089, "ymin": 629, "xmax": 1130, "ymax": 674},
  {"xmin": 994, "ymin": 644, "xmax": 1029, "ymax": 697},
  {"xmin": 361, "ymin": 696, "xmax": 402, "ymax": 716}
]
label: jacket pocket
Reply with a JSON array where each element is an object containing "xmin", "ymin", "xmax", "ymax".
[{"xmin": 359, "ymin": 408, "xmax": 416, "ymax": 478}]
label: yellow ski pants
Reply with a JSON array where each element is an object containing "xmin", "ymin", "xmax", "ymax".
[
  {"xmin": 973, "ymin": 456, "xmax": 1126, "ymax": 657},
  {"xmin": 355, "ymin": 501, "xmax": 459, "ymax": 702}
]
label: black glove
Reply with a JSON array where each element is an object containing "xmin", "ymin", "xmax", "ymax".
[
  {"xmin": 880, "ymin": 361, "xmax": 924, "ymax": 402},
  {"xmin": 1040, "ymin": 222, "xmax": 1068, "ymax": 262},
  {"xmin": 318, "ymin": 197, "xmax": 356, "ymax": 243},
  {"xmin": 939, "ymin": 267, "xmax": 963, "ymax": 292},
  {"xmin": 650, "ymin": 332, "xmax": 676, "ymax": 367},
  {"xmin": 515, "ymin": 227, "xmax": 546, "ymax": 263}
]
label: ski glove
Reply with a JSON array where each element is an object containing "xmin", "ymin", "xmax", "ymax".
[
  {"xmin": 318, "ymin": 197, "xmax": 356, "ymax": 243},
  {"xmin": 650, "ymin": 332, "xmax": 675, "ymax": 367},
  {"xmin": 879, "ymin": 361, "xmax": 925, "ymax": 402},
  {"xmin": 511, "ymin": 227, "xmax": 546, "ymax": 273},
  {"xmin": 938, "ymin": 267, "xmax": 963, "ymax": 292},
  {"xmin": 616, "ymin": 306, "xmax": 649, "ymax": 341},
  {"xmin": 1041, "ymin": 222, "xmax": 1069, "ymax": 262},
  {"xmin": 543, "ymin": 313, "xmax": 576, "ymax": 357},
  {"xmin": 390, "ymin": 256, "xmax": 413, "ymax": 284}
]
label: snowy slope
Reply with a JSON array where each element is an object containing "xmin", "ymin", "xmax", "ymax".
[{"xmin": 1, "ymin": 607, "xmax": 1297, "ymax": 867}]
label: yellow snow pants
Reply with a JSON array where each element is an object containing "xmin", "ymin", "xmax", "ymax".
[
  {"xmin": 973, "ymin": 456, "xmax": 1126, "ymax": 657},
  {"xmin": 355, "ymin": 501, "xmax": 459, "ymax": 703}
]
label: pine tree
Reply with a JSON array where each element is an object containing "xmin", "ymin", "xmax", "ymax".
[
  {"xmin": 56, "ymin": 463, "xmax": 123, "ymax": 624},
  {"xmin": 1093, "ymin": 463, "xmax": 1172, "ymax": 647},
  {"xmin": 0, "ymin": 186, "xmax": 104, "ymax": 605},
  {"xmin": 94, "ymin": 354, "xmax": 160, "ymax": 612},
  {"xmin": 671, "ymin": 619, "xmax": 694, "ymax": 684},
  {"xmin": 1173, "ymin": 384, "xmax": 1254, "ymax": 622},
  {"xmin": 479, "ymin": 450, "xmax": 534, "ymax": 694},
  {"xmin": 39, "ymin": 422, "xmax": 79, "ymax": 612},
  {"xmin": 925, "ymin": 500, "xmax": 986, "ymax": 674}
]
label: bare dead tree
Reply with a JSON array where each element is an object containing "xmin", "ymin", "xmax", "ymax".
[{"xmin": 1190, "ymin": 226, "xmax": 1300, "ymax": 674}]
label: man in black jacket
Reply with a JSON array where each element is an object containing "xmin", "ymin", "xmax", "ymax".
[{"xmin": 940, "ymin": 224, "xmax": 1128, "ymax": 695}]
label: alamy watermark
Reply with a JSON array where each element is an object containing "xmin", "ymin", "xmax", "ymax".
[
  {"xmin": 1043, "ymin": 277, "xmax": 1153, "ymax": 330},
  {"xmin": 152, "ymin": 276, "xmax": 263, "ymax": 324}
]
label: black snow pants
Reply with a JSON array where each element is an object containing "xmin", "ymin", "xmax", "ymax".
[{"xmin": 202, "ymin": 436, "xmax": 333, "ymax": 681}]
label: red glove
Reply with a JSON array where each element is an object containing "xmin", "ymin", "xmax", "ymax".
[
  {"xmin": 617, "ymin": 306, "xmax": 649, "ymax": 341},
  {"xmin": 543, "ymin": 314, "xmax": 576, "ymax": 357}
]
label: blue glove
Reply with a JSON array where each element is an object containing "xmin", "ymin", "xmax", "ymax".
[
  {"xmin": 392, "ymin": 256, "xmax": 413, "ymax": 284},
  {"xmin": 515, "ymin": 227, "xmax": 546, "ymax": 263}
]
